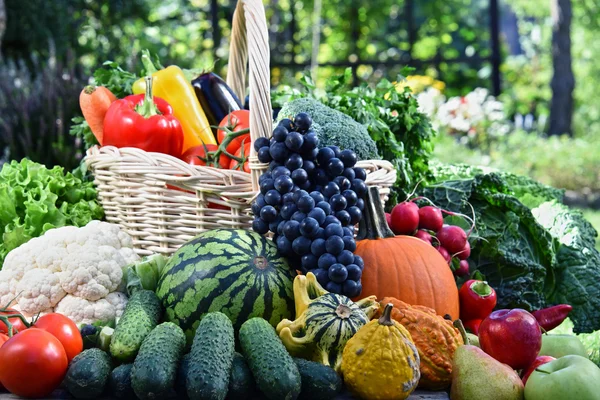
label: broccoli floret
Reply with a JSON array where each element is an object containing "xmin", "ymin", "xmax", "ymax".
[{"xmin": 276, "ymin": 98, "xmax": 380, "ymax": 160}]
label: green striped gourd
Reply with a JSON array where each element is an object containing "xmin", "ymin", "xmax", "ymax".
[
  {"xmin": 156, "ymin": 229, "xmax": 296, "ymax": 344},
  {"xmin": 276, "ymin": 272, "xmax": 379, "ymax": 372}
]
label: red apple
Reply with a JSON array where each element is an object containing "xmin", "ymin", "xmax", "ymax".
[
  {"xmin": 479, "ymin": 309, "xmax": 542, "ymax": 370},
  {"xmin": 521, "ymin": 356, "xmax": 556, "ymax": 385}
]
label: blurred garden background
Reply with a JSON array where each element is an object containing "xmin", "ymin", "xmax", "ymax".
[{"xmin": 0, "ymin": 0, "xmax": 598, "ymax": 251}]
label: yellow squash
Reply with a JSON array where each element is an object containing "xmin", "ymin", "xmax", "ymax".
[{"xmin": 341, "ymin": 303, "xmax": 421, "ymax": 400}]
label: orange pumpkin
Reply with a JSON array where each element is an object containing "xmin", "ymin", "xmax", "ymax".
[{"xmin": 353, "ymin": 187, "xmax": 460, "ymax": 319}]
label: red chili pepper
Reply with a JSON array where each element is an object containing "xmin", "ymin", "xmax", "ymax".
[
  {"xmin": 459, "ymin": 279, "xmax": 497, "ymax": 322},
  {"xmin": 103, "ymin": 76, "xmax": 184, "ymax": 157},
  {"xmin": 532, "ymin": 304, "xmax": 573, "ymax": 332},
  {"xmin": 463, "ymin": 319, "xmax": 482, "ymax": 335}
]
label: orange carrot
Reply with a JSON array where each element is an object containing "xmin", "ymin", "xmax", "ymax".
[{"xmin": 79, "ymin": 85, "xmax": 117, "ymax": 145}]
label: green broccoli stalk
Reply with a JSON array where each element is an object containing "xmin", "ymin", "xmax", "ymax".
[{"xmin": 276, "ymin": 98, "xmax": 380, "ymax": 161}]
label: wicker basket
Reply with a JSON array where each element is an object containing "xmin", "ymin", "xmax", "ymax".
[{"xmin": 85, "ymin": 0, "xmax": 397, "ymax": 256}]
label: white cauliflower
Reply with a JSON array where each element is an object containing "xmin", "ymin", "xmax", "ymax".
[{"xmin": 0, "ymin": 221, "xmax": 140, "ymax": 326}]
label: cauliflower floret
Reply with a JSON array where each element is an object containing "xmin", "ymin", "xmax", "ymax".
[
  {"xmin": 55, "ymin": 295, "xmax": 118, "ymax": 326},
  {"xmin": 16, "ymin": 269, "xmax": 66, "ymax": 315},
  {"xmin": 105, "ymin": 291, "xmax": 128, "ymax": 319},
  {"xmin": 0, "ymin": 269, "xmax": 24, "ymax": 307}
]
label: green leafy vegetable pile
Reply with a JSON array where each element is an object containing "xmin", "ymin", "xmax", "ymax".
[
  {"xmin": 424, "ymin": 162, "xmax": 600, "ymax": 333},
  {"xmin": 0, "ymin": 159, "xmax": 104, "ymax": 266}
]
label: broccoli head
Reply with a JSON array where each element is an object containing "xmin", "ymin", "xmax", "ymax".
[{"xmin": 276, "ymin": 98, "xmax": 380, "ymax": 160}]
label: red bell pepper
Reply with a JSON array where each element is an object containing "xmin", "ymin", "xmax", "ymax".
[
  {"xmin": 459, "ymin": 279, "xmax": 497, "ymax": 322},
  {"xmin": 532, "ymin": 304, "xmax": 573, "ymax": 332},
  {"xmin": 103, "ymin": 76, "xmax": 184, "ymax": 157},
  {"xmin": 463, "ymin": 319, "xmax": 482, "ymax": 335}
]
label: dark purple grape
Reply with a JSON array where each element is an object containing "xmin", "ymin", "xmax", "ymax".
[
  {"xmin": 292, "ymin": 236, "xmax": 312, "ymax": 255},
  {"xmin": 303, "ymin": 160, "xmax": 316, "ymax": 176},
  {"xmin": 333, "ymin": 176, "xmax": 351, "ymax": 191},
  {"xmin": 269, "ymin": 219, "xmax": 280, "ymax": 233},
  {"xmin": 323, "ymin": 182, "xmax": 340, "ymax": 198},
  {"xmin": 325, "ymin": 281, "xmax": 342, "ymax": 294},
  {"xmin": 280, "ymin": 203, "xmax": 298, "ymax": 220},
  {"xmin": 323, "ymin": 215, "xmax": 341, "ymax": 227},
  {"xmin": 356, "ymin": 198, "xmax": 365, "ymax": 211},
  {"xmin": 325, "ymin": 236, "xmax": 344, "ymax": 255},
  {"xmin": 252, "ymin": 217, "xmax": 269, "ymax": 234},
  {"xmin": 301, "ymin": 254, "xmax": 318, "ymax": 270},
  {"xmin": 283, "ymin": 220, "xmax": 301, "ymax": 240},
  {"xmin": 298, "ymin": 180, "xmax": 312, "ymax": 191},
  {"xmin": 346, "ymin": 264, "xmax": 361, "ymax": 281},
  {"xmin": 330, "ymin": 194, "xmax": 347, "ymax": 212},
  {"xmin": 257, "ymin": 147, "xmax": 272, "ymax": 163},
  {"xmin": 314, "ymin": 169, "xmax": 329, "ymax": 186},
  {"xmin": 251, "ymin": 194, "xmax": 266, "ymax": 215},
  {"xmin": 272, "ymin": 166, "xmax": 291, "ymax": 179},
  {"xmin": 342, "ymin": 190, "xmax": 358, "ymax": 207},
  {"xmin": 315, "ymin": 227, "xmax": 326, "ymax": 239},
  {"xmin": 267, "ymin": 161, "xmax": 283, "ymax": 172},
  {"xmin": 285, "ymin": 131, "xmax": 304, "ymax": 151},
  {"xmin": 277, "ymin": 220, "xmax": 286, "ymax": 236},
  {"xmin": 309, "ymin": 191, "xmax": 325, "ymax": 204},
  {"xmin": 318, "ymin": 253, "xmax": 337, "ymax": 270},
  {"xmin": 291, "ymin": 211, "xmax": 307, "ymax": 223},
  {"xmin": 313, "ymin": 269, "xmax": 329, "ymax": 287},
  {"xmin": 254, "ymin": 137, "xmax": 270, "ymax": 152},
  {"xmin": 269, "ymin": 142, "xmax": 289, "ymax": 162},
  {"xmin": 342, "ymin": 280, "xmax": 361, "ymax": 297},
  {"xmin": 297, "ymin": 195, "xmax": 315, "ymax": 213},
  {"xmin": 276, "ymin": 235, "xmax": 293, "ymax": 255},
  {"xmin": 353, "ymin": 167, "xmax": 367, "ymax": 181},
  {"xmin": 300, "ymin": 131, "xmax": 318, "ymax": 152},
  {"xmin": 293, "ymin": 190, "xmax": 310, "ymax": 203},
  {"xmin": 259, "ymin": 172, "xmax": 272, "ymax": 183},
  {"xmin": 342, "ymin": 227, "xmax": 354, "ymax": 237},
  {"xmin": 264, "ymin": 190, "xmax": 282, "ymax": 206},
  {"xmin": 339, "ymin": 149, "xmax": 358, "ymax": 168},
  {"xmin": 342, "ymin": 168, "xmax": 356, "ymax": 181},
  {"xmin": 337, "ymin": 250, "xmax": 354, "ymax": 265},
  {"xmin": 351, "ymin": 179, "xmax": 368, "ymax": 197},
  {"xmin": 285, "ymin": 154, "xmax": 303, "ymax": 171},
  {"xmin": 260, "ymin": 205, "xmax": 277, "ymax": 222},
  {"xmin": 328, "ymin": 145, "xmax": 341, "ymax": 158},
  {"xmin": 325, "ymin": 224, "xmax": 344, "ymax": 238},
  {"xmin": 316, "ymin": 201, "xmax": 332, "ymax": 215},
  {"xmin": 278, "ymin": 118, "xmax": 294, "ymax": 131},
  {"xmin": 311, "ymin": 238, "xmax": 326, "ymax": 257},
  {"xmin": 272, "ymin": 125, "xmax": 288, "ymax": 142},
  {"xmin": 306, "ymin": 148, "xmax": 319, "ymax": 161},
  {"xmin": 335, "ymin": 210, "xmax": 351, "ymax": 226},
  {"xmin": 294, "ymin": 112, "xmax": 312, "ymax": 132},
  {"xmin": 274, "ymin": 175, "xmax": 294, "ymax": 194},
  {"xmin": 317, "ymin": 147, "xmax": 335, "ymax": 167},
  {"xmin": 354, "ymin": 255, "xmax": 365, "ymax": 269},
  {"xmin": 328, "ymin": 263, "xmax": 348, "ymax": 283},
  {"xmin": 343, "ymin": 236, "xmax": 357, "ymax": 252},
  {"xmin": 327, "ymin": 158, "xmax": 345, "ymax": 177},
  {"xmin": 308, "ymin": 208, "xmax": 326, "ymax": 225},
  {"xmin": 300, "ymin": 217, "xmax": 320, "ymax": 238},
  {"xmin": 282, "ymin": 192, "xmax": 295, "ymax": 204},
  {"xmin": 291, "ymin": 169, "xmax": 308, "ymax": 185},
  {"xmin": 259, "ymin": 178, "xmax": 274, "ymax": 194},
  {"xmin": 347, "ymin": 206, "xmax": 362, "ymax": 225}
]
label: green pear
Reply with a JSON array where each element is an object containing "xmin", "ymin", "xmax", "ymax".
[
  {"xmin": 466, "ymin": 333, "xmax": 480, "ymax": 348},
  {"xmin": 539, "ymin": 334, "xmax": 588, "ymax": 359},
  {"xmin": 451, "ymin": 345, "xmax": 524, "ymax": 400}
]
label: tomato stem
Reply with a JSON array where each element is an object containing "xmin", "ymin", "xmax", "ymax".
[{"xmin": 0, "ymin": 314, "xmax": 31, "ymax": 337}]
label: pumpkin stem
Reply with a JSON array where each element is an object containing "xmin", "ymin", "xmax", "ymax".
[
  {"xmin": 335, "ymin": 304, "xmax": 353, "ymax": 319},
  {"xmin": 453, "ymin": 319, "xmax": 470, "ymax": 345},
  {"xmin": 378, "ymin": 303, "xmax": 395, "ymax": 326},
  {"xmin": 357, "ymin": 186, "xmax": 395, "ymax": 241}
]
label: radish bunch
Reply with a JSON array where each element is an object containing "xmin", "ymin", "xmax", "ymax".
[{"xmin": 387, "ymin": 202, "xmax": 472, "ymax": 277}]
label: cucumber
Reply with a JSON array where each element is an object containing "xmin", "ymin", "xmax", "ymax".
[
  {"xmin": 131, "ymin": 322, "xmax": 186, "ymax": 400},
  {"xmin": 108, "ymin": 363, "xmax": 135, "ymax": 399},
  {"xmin": 294, "ymin": 358, "xmax": 342, "ymax": 400},
  {"xmin": 175, "ymin": 353, "xmax": 191, "ymax": 399},
  {"xmin": 239, "ymin": 318, "xmax": 301, "ymax": 400},
  {"xmin": 64, "ymin": 348, "xmax": 112, "ymax": 399},
  {"xmin": 227, "ymin": 352, "xmax": 256, "ymax": 400},
  {"xmin": 110, "ymin": 289, "xmax": 162, "ymax": 362},
  {"xmin": 186, "ymin": 312, "xmax": 235, "ymax": 400}
]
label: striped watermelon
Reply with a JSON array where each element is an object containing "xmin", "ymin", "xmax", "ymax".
[{"xmin": 156, "ymin": 229, "xmax": 296, "ymax": 344}]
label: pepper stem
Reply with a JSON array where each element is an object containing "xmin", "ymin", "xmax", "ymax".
[
  {"xmin": 141, "ymin": 50, "xmax": 158, "ymax": 75},
  {"xmin": 135, "ymin": 76, "xmax": 160, "ymax": 118},
  {"xmin": 378, "ymin": 303, "xmax": 395, "ymax": 326},
  {"xmin": 470, "ymin": 281, "xmax": 494, "ymax": 297}
]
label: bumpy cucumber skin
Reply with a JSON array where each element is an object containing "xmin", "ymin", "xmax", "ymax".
[
  {"xmin": 186, "ymin": 312, "xmax": 235, "ymax": 400},
  {"xmin": 108, "ymin": 363, "xmax": 135, "ymax": 399},
  {"xmin": 239, "ymin": 318, "xmax": 301, "ymax": 400},
  {"xmin": 110, "ymin": 289, "xmax": 162, "ymax": 362},
  {"xmin": 64, "ymin": 348, "xmax": 112, "ymax": 399},
  {"xmin": 227, "ymin": 352, "xmax": 257, "ymax": 400},
  {"xmin": 294, "ymin": 358, "xmax": 342, "ymax": 400},
  {"xmin": 131, "ymin": 322, "xmax": 186, "ymax": 400},
  {"xmin": 175, "ymin": 353, "xmax": 191, "ymax": 399}
]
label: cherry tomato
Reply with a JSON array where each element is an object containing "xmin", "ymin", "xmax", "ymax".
[
  {"xmin": 0, "ymin": 309, "xmax": 28, "ymax": 335},
  {"xmin": 181, "ymin": 144, "xmax": 218, "ymax": 166},
  {"xmin": 33, "ymin": 313, "xmax": 83, "ymax": 362},
  {"xmin": 0, "ymin": 328, "xmax": 68, "ymax": 398},
  {"xmin": 229, "ymin": 142, "xmax": 251, "ymax": 173},
  {"xmin": 218, "ymin": 110, "xmax": 250, "ymax": 167}
]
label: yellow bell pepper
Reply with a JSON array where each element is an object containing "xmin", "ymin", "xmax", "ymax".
[{"xmin": 133, "ymin": 52, "xmax": 216, "ymax": 150}]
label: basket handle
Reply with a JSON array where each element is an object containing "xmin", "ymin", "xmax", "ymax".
[{"xmin": 227, "ymin": 0, "xmax": 272, "ymax": 191}]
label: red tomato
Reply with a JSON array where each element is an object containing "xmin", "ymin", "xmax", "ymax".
[
  {"xmin": 0, "ymin": 334, "xmax": 8, "ymax": 347},
  {"xmin": 218, "ymin": 110, "xmax": 250, "ymax": 167},
  {"xmin": 229, "ymin": 142, "xmax": 251, "ymax": 173},
  {"xmin": 181, "ymin": 144, "xmax": 218, "ymax": 166},
  {"xmin": 0, "ymin": 309, "xmax": 28, "ymax": 335},
  {"xmin": 0, "ymin": 328, "xmax": 68, "ymax": 397},
  {"xmin": 33, "ymin": 313, "xmax": 83, "ymax": 362}
]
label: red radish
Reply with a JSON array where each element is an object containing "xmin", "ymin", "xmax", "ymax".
[
  {"xmin": 437, "ymin": 246, "xmax": 451, "ymax": 264},
  {"xmin": 418, "ymin": 206, "xmax": 444, "ymax": 232},
  {"xmin": 455, "ymin": 260, "xmax": 470, "ymax": 277},
  {"xmin": 385, "ymin": 212, "xmax": 392, "ymax": 228},
  {"xmin": 456, "ymin": 241, "xmax": 471, "ymax": 260},
  {"xmin": 414, "ymin": 230, "xmax": 433, "ymax": 244},
  {"xmin": 437, "ymin": 225, "xmax": 468, "ymax": 254},
  {"xmin": 390, "ymin": 201, "xmax": 420, "ymax": 235}
]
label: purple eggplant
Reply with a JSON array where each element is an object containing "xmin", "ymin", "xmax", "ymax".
[{"xmin": 192, "ymin": 72, "xmax": 243, "ymax": 129}]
